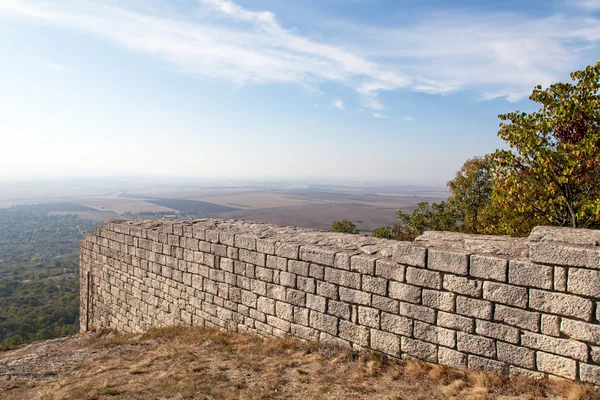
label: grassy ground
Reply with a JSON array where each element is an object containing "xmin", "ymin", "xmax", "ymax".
[{"xmin": 2, "ymin": 326, "xmax": 600, "ymax": 400}]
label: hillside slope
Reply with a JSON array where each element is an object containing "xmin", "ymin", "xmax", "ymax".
[{"xmin": 1, "ymin": 327, "xmax": 599, "ymax": 400}]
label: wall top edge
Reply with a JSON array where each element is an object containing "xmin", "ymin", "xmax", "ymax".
[{"xmin": 93, "ymin": 219, "xmax": 600, "ymax": 265}]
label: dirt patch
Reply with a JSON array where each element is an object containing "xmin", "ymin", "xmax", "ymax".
[{"xmin": 1, "ymin": 327, "xmax": 599, "ymax": 400}]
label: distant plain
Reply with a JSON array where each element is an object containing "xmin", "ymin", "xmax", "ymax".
[{"xmin": 0, "ymin": 179, "xmax": 449, "ymax": 232}]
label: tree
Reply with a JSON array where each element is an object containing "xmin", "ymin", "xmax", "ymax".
[
  {"xmin": 331, "ymin": 219, "xmax": 359, "ymax": 234},
  {"xmin": 398, "ymin": 201, "xmax": 460, "ymax": 236},
  {"xmin": 492, "ymin": 62, "xmax": 600, "ymax": 232},
  {"xmin": 372, "ymin": 226, "xmax": 396, "ymax": 239}
]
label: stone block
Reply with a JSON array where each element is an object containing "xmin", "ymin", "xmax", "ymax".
[
  {"xmin": 350, "ymin": 254, "xmax": 377, "ymax": 275},
  {"xmin": 427, "ymin": 249, "xmax": 469, "ymax": 275},
  {"xmin": 580, "ymin": 363, "xmax": 600, "ymax": 386},
  {"xmin": 414, "ymin": 321, "xmax": 456, "ymax": 348},
  {"xmin": 482, "ymin": 281, "xmax": 527, "ymax": 308},
  {"xmin": 470, "ymin": 255, "xmax": 507, "ymax": 282},
  {"xmin": 266, "ymin": 255, "xmax": 287, "ymax": 271},
  {"xmin": 406, "ymin": 267, "xmax": 442, "ymax": 289},
  {"xmin": 239, "ymin": 249, "xmax": 266, "ymax": 267},
  {"xmin": 536, "ymin": 351, "xmax": 577, "ymax": 379},
  {"xmin": 279, "ymin": 272, "xmax": 296, "ymax": 288},
  {"xmin": 438, "ymin": 311, "xmax": 474, "ymax": 333},
  {"xmin": 494, "ymin": 305, "xmax": 540, "ymax": 332},
  {"xmin": 234, "ymin": 234, "xmax": 256, "ymax": 250},
  {"xmin": 297, "ymin": 276, "xmax": 315, "ymax": 293},
  {"xmin": 358, "ymin": 306, "xmax": 380, "ymax": 328},
  {"xmin": 339, "ymin": 320, "xmax": 369, "ymax": 346},
  {"xmin": 375, "ymin": 259, "xmax": 405, "ymax": 282},
  {"xmin": 275, "ymin": 243, "xmax": 299, "ymax": 259},
  {"xmin": 339, "ymin": 287, "xmax": 371, "ymax": 306},
  {"xmin": 392, "ymin": 242, "xmax": 427, "ymax": 267},
  {"xmin": 497, "ymin": 342, "xmax": 535, "ymax": 369},
  {"xmin": 468, "ymin": 355, "xmax": 507, "ymax": 374},
  {"xmin": 299, "ymin": 246, "xmax": 336, "ymax": 267},
  {"xmin": 567, "ymin": 268, "xmax": 600, "ymax": 297},
  {"xmin": 399, "ymin": 302, "xmax": 436, "ymax": 324},
  {"xmin": 257, "ymin": 297, "xmax": 275, "ymax": 315},
  {"xmin": 438, "ymin": 347, "xmax": 467, "ymax": 368},
  {"xmin": 401, "ymin": 337, "xmax": 438, "ymax": 363},
  {"xmin": 275, "ymin": 301, "xmax": 293, "ymax": 321},
  {"xmin": 456, "ymin": 296, "xmax": 492, "ymax": 320},
  {"xmin": 560, "ymin": 318, "xmax": 600, "ymax": 345},
  {"xmin": 443, "ymin": 275, "xmax": 482, "ymax": 297},
  {"xmin": 370, "ymin": 329, "xmax": 400, "ymax": 356},
  {"xmin": 529, "ymin": 289, "xmax": 592, "ymax": 321},
  {"xmin": 371, "ymin": 295, "xmax": 399, "ymax": 314},
  {"xmin": 316, "ymin": 281, "xmax": 338, "ymax": 299},
  {"xmin": 257, "ymin": 239, "xmax": 276, "ymax": 255},
  {"xmin": 288, "ymin": 260, "xmax": 310, "ymax": 276},
  {"xmin": 530, "ymin": 241, "xmax": 600, "ymax": 268},
  {"xmin": 334, "ymin": 252, "xmax": 353, "ymax": 270},
  {"xmin": 286, "ymin": 289, "xmax": 306, "ymax": 306},
  {"xmin": 309, "ymin": 311, "xmax": 338, "ymax": 335},
  {"xmin": 309, "ymin": 264, "xmax": 324, "ymax": 280},
  {"xmin": 475, "ymin": 320, "xmax": 519, "ymax": 344},
  {"xmin": 320, "ymin": 332, "xmax": 351, "ymax": 349},
  {"xmin": 328, "ymin": 300, "xmax": 352, "ymax": 320},
  {"xmin": 422, "ymin": 289, "xmax": 455, "ymax": 312},
  {"xmin": 509, "ymin": 260, "xmax": 552, "ymax": 289},
  {"xmin": 554, "ymin": 267, "xmax": 566, "ymax": 292},
  {"xmin": 389, "ymin": 281, "xmax": 421, "ymax": 304},
  {"xmin": 306, "ymin": 294, "xmax": 327, "ymax": 312},
  {"xmin": 362, "ymin": 275, "xmax": 388, "ymax": 296},
  {"xmin": 521, "ymin": 331, "xmax": 587, "ymax": 361},
  {"xmin": 540, "ymin": 314, "xmax": 560, "ymax": 337},
  {"xmin": 381, "ymin": 312, "xmax": 413, "ymax": 336},
  {"xmin": 457, "ymin": 332, "xmax": 496, "ymax": 358},
  {"xmin": 324, "ymin": 268, "xmax": 360, "ymax": 289}
]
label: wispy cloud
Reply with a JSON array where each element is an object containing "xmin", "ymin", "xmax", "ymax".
[
  {"xmin": 1, "ymin": 0, "xmax": 599, "ymax": 109},
  {"xmin": 332, "ymin": 98, "xmax": 345, "ymax": 110},
  {"xmin": 572, "ymin": 0, "xmax": 600, "ymax": 10},
  {"xmin": 41, "ymin": 61, "xmax": 70, "ymax": 72}
]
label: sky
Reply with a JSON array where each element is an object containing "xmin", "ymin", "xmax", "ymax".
[{"xmin": 0, "ymin": 0, "xmax": 599, "ymax": 184}]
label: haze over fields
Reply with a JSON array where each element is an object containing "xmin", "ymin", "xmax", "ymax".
[{"xmin": 0, "ymin": 178, "xmax": 448, "ymax": 232}]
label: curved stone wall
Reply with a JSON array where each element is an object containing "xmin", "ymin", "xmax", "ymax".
[{"xmin": 79, "ymin": 219, "xmax": 600, "ymax": 384}]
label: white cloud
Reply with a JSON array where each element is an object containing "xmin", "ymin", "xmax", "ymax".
[
  {"xmin": 572, "ymin": 0, "xmax": 600, "ymax": 10},
  {"xmin": 1, "ymin": 0, "xmax": 599, "ymax": 107},
  {"xmin": 332, "ymin": 98, "xmax": 345, "ymax": 110},
  {"xmin": 41, "ymin": 61, "xmax": 70, "ymax": 72}
]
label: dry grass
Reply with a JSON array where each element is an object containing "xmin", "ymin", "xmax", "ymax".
[{"xmin": 2, "ymin": 326, "xmax": 599, "ymax": 400}]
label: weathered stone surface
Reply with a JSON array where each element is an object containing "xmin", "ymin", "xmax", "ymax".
[
  {"xmin": 529, "ymin": 289, "xmax": 593, "ymax": 321},
  {"xmin": 375, "ymin": 259, "xmax": 405, "ymax": 282},
  {"xmin": 388, "ymin": 281, "xmax": 421, "ymax": 304},
  {"xmin": 456, "ymin": 296, "xmax": 492, "ymax": 320},
  {"xmin": 580, "ymin": 363, "xmax": 600, "ymax": 386},
  {"xmin": 422, "ymin": 289, "xmax": 455, "ymax": 312},
  {"xmin": 509, "ymin": 260, "xmax": 552, "ymax": 289},
  {"xmin": 82, "ymin": 220, "xmax": 600, "ymax": 386},
  {"xmin": 494, "ymin": 305, "xmax": 540, "ymax": 332},
  {"xmin": 497, "ymin": 342, "xmax": 535, "ymax": 369},
  {"xmin": 470, "ymin": 255, "xmax": 507, "ymax": 282},
  {"xmin": 438, "ymin": 311, "xmax": 474, "ymax": 333},
  {"xmin": 457, "ymin": 332, "xmax": 496, "ymax": 358},
  {"xmin": 401, "ymin": 337, "xmax": 438, "ymax": 363},
  {"xmin": 438, "ymin": 347, "xmax": 467, "ymax": 367},
  {"xmin": 370, "ymin": 329, "xmax": 400, "ymax": 356},
  {"xmin": 380, "ymin": 312, "xmax": 413, "ymax": 336},
  {"xmin": 443, "ymin": 275, "xmax": 482, "ymax": 297},
  {"xmin": 405, "ymin": 267, "xmax": 442, "ymax": 289},
  {"xmin": 567, "ymin": 268, "xmax": 600, "ymax": 297},
  {"xmin": 392, "ymin": 243, "xmax": 426, "ymax": 267},
  {"xmin": 482, "ymin": 281, "xmax": 527, "ymax": 308},
  {"xmin": 427, "ymin": 249, "xmax": 469, "ymax": 275},
  {"xmin": 468, "ymin": 355, "xmax": 508, "ymax": 374},
  {"xmin": 560, "ymin": 318, "xmax": 600, "ymax": 345},
  {"xmin": 536, "ymin": 351, "xmax": 577, "ymax": 379},
  {"xmin": 414, "ymin": 321, "xmax": 456, "ymax": 348},
  {"xmin": 521, "ymin": 331, "xmax": 588, "ymax": 361},
  {"xmin": 475, "ymin": 320, "xmax": 519, "ymax": 344}
]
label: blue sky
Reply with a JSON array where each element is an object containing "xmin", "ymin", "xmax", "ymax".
[{"xmin": 0, "ymin": 0, "xmax": 599, "ymax": 184}]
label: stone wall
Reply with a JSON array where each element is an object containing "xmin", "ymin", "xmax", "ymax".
[{"xmin": 80, "ymin": 219, "xmax": 600, "ymax": 384}]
